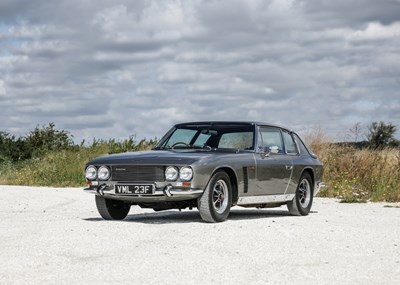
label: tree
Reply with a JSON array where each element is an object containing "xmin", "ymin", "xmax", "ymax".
[
  {"xmin": 25, "ymin": 123, "xmax": 75, "ymax": 156},
  {"xmin": 0, "ymin": 131, "xmax": 32, "ymax": 162},
  {"xmin": 367, "ymin": 121, "xmax": 398, "ymax": 148},
  {"xmin": 349, "ymin": 122, "xmax": 362, "ymax": 142}
]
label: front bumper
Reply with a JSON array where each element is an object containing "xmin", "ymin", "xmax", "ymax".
[{"xmin": 83, "ymin": 181, "xmax": 204, "ymax": 202}]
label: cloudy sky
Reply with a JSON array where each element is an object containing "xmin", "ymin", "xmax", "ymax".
[{"xmin": 1, "ymin": 0, "xmax": 399, "ymax": 142}]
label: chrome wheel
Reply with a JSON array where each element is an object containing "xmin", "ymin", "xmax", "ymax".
[
  {"xmin": 198, "ymin": 171, "xmax": 232, "ymax": 223},
  {"xmin": 212, "ymin": 179, "xmax": 229, "ymax": 214},
  {"xmin": 287, "ymin": 172, "xmax": 314, "ymax": 216},
  {"xmin": 298, "ymin": 178, "xmax": 311, "ymax": 208}
]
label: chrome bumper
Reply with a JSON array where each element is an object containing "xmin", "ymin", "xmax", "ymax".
[
  {"xmin": 83, "ymin": 183, "xmax": 204, "ymax": 202},
  {"xmin": 314, "ymin": 182, "xmax": 326, "ymax": 196}
]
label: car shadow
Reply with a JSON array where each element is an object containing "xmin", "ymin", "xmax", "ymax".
[{"xmin": 83, "ymin": 207, "xmax": 304, "ymax": 224}]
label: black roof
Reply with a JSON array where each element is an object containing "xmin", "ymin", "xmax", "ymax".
[{"xmin": 175, "ymin": 121, "xmax": 293, "ymax": 133}]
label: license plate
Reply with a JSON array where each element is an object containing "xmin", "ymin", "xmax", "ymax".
[{"xmin": 115, "ymin": 184, "xmax": 154, "ymax": 195}]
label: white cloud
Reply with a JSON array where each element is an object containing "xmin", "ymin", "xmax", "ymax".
[
  {"xmin": 0, "ymin": 80, "xmax": 6, "ymax": 97},
  {"xmin": 0, "ymin": 0, "xmax": 399, "ymax": 141},
  {"xmin": 349, "ymin": 22, "xmax": 400, "ymax": 41}
]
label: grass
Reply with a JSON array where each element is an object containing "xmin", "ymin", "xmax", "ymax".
[
  {"xmin": 306, "ymin": 131, "xmax": 400, "ymax": 203},
  {"xmin": 0, "ymin": 138, "xmax": 156, "ymax": 187},
  {"xmin": 0, "ymin": 146, "xmax": 107, "ymax": 187},
  {"xmin": 1, "ymin": 132, "xmax": 399, "ymax": 203}
]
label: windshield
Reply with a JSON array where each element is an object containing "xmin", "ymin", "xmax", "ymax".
[{"xmin": 156, "ymin": 123, "xmax": 255, "ymax": 150}]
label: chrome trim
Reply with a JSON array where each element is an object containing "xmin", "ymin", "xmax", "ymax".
[
  {"xmin": 83, "ymin": 184, "xmax": 204, "ymax": 199},
  {"xmin": 237, "ymin": 194, "xmax": 295, "ymax": 205},
  {"xmin": 314, "ymin": 182, "xmax": 326, "ymax": 196},
  {"xmin": 97, "ymin": 184, "xmax": 108, "ymax": 196},
  {"xmin": 164, "ymin": 186, "xmax": 173, "ymax": 197},
  {"xmin": 283, "ymin": 164, "xmax": 294, "ymax": 195},
  {"xmin": 165, "ymin": 187, "xmax": 203, "ymax": 197}
]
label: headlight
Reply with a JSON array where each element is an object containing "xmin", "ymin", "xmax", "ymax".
[
  {"xmin": 98, "ymin": 166, "xmax": 110, "ymax": 180},
  {"xmin": 165, "ymin": 166, "xmax": 179, "ymax": 181},
  {"xmin": 179, "ymin": 166, "xmax": 193, "ymax": 181},
  {"xmin": 85, "ymin": 165, "xmax": 97, "ymax": 180}
]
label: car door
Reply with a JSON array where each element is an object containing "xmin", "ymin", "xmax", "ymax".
[{"xmin": 254, "ymin": 126, "xmax": 293, "ymax": 195}]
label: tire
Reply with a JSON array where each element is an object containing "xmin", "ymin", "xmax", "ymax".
[
  {"xmin": 287, "ymin": 172, "xmax": 314, "ymax": 216},
  {"xmin": 198, "ymin": 171, "xmax": 232, "ymax": 223},
  {"xmin": 95, "ymin": 195, "xmax": 131, "ymax": 220}
]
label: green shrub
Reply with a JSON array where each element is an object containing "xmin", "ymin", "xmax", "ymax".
[
  {"xmin": 1, "ymin": 123, "xmax": 399, "ymax": 203},
  {"xmin": 0, "ymin": 137, "xmax": 157, "ymax": 187},
  {"xmin": 308, "ymin": 137, "xmax": 400, "ymax": 202}
]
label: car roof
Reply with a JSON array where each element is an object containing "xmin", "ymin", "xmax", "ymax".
[{"xmin": 174, "ymin": 121, "xmax": 294, "ymax": 133}]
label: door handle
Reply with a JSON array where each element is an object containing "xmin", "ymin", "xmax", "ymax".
[{"xmin": 285, "ymin": 165, "xmax": 293, "ymax": 170}]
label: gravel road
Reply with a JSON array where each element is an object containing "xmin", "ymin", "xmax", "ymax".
[{"xmin": 0, "ymin": 185, "xmax": 399, "ymax": 285}]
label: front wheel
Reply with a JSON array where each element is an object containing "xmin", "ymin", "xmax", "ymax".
[
  {"xmin": 95, "ymin": 196, "xmax": 131, "ymax": 220},
  {"xmin": 198, "ymin": 171, "xmax": 232, "ymax": 223},
  {"xmin": 287, "ymin": 172, "xmax": 314, "ymax": 216}
]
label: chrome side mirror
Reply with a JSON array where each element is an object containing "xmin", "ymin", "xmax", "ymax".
[
  {"xmin": 259, "ymin": 146, "xmax": 279, "ymax": 158},
  {"xmin": 269, "ymin": 146, "xmax": 279, "ymax": 154}
]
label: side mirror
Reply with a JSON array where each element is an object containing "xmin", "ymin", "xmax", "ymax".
[
  {"xmin": 269, "ymin": 146, "xmax": 279, "ymax": 154},
  {"xmin": 259, "ymin": 146, "xmax": 279, "ymax": 158}
]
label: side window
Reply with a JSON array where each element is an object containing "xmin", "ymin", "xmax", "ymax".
[
  {"xmin": 282, "ymin": 131, "xmax": 298, "ymax": 155},
  {"xmin": 218, "ymin": 132, "xmax": 253, "ymax": 149},
  {"xmin": 293, "ymin": 133, "xmax": 312, "ymax": 156},
  {"xmin": 193, "ymin": 133, "xmax": 210, "ymax": 147},
  {"xmin": 258, "ymin": 127, "xmax": 284, "ymax": 154}
]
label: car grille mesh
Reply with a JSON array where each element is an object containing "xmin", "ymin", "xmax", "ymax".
[{"xmin": 111, "ymin": 165, "xmax": 165, "ymax": 182}]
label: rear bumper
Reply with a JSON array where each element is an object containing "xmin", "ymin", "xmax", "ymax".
[{"xmin": 314, "ymin": 181, "xmax": 326, "ymax": 196}]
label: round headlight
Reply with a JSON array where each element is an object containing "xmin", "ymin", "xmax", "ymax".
[
  {"xmin": 85, "ymin": 165, "xmax": 97, "ymax": 180},
  {"xmin": 98, "ymin": 166, "xmax": 110, "ymax": 180},
  {"xmin": 179, "ymin": 166, "xmax": 193, "ymax": 181},
  {"xmin": 165, "ymin": 166, "xmax": 178, "ymax": 181}
]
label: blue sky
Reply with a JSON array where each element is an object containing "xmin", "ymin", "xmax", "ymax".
[{"xmin": 1, "ymin": 0, "xmax": 399, "ymax": 142}]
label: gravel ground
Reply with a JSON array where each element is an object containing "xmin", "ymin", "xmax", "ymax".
[{"xmin": 0, "ymin": 185, "xmax": 399, "ymax": 285}]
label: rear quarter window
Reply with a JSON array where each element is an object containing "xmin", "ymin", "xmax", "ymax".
[
  {"xmin": 293, "ymin": 134, "xmax": 311, "ymax": 156},
  {"xmin": 282, "ymin": 131, "xmax": 298, "ymax": 154}
]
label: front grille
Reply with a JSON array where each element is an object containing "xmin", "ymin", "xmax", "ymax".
[{"xmin": 111, "ymin": 165, "xmax": 164, "ymax": 182}]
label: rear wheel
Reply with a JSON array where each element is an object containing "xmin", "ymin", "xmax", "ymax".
[
  {"xmin": 198, "ymin": 171, "xmax": 232, "ymax": 223},
  {"xmin": 287, "ymin": 172, "xmax": 313, "ymax": 216},
  {"xmin": 95, "ymin": 196, "xmax": 131, "ymax": 220}
]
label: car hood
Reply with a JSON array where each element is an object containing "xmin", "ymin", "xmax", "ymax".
[{"xmin": 87, "ymin": 150, "xmax": 224, "ymax": 165}]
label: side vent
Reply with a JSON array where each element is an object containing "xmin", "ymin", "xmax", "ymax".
[{"xmin": 243, "ymin": 167, "xmax": 249, "ymax": 193}]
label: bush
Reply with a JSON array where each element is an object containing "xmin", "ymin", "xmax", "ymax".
[
  {"xmin": 307, "ymin": 136, "xmax": 400, "ymax": 202},
  {"xmin": 26, "ymin": 123, "xmax": 75, "ymax": 156},
  {"xmin": 1, "ymin": 122, "xmax": 399, "ymax": 203},
  {"xmin": 367, "ymin": 121, "xmax": 399, "ymax": 149},
  {"xmin": 0, "ymin": 137, "xmax": 157, "ymax": 187},
  {"xmin": 0, "ymin": 132, "xmax": 32, "ymax": 162}
]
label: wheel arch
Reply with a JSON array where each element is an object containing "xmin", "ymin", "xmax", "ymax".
[
  {"xmin": 211, "ymin": 166, "xmax": 238, "ymax": 205},
  {"xmin": 301, "ymin": 167, "xmax": 315, "ymax": 190}
]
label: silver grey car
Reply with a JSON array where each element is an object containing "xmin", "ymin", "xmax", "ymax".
[{"xmin": 84, "ymin": 121, "xmax": 324, "ymax": 223}]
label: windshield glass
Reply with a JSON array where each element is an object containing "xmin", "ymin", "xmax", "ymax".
[{"xmin": 156, "ymin": 123, "xmax": 255, "ymax": 150}]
